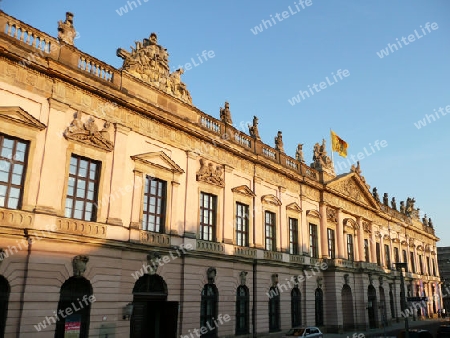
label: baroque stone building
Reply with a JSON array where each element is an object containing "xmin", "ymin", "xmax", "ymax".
[{"xmin": 0, "ymin": 10, "xmax": 442, "ymax": 338}]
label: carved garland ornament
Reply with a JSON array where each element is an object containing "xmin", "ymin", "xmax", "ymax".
[
  {"xmin": 196, "ymin": 159, "xmax": 224, "ymax": 187},
  {"xmin": 64, "ymin": 112, "xmax": 114, "ymax": 151}
]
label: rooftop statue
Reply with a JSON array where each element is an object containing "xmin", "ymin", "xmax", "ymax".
[
  {"xmin": 311, "ymin": 139, "xmax": 334, "ymax": 173},
  {"xmin": 220, "ymin": 102, "xmax": 233, "ymax": 125},
  {"xmin": 274, "ymin": 131, "xmax": 284, "ymax": 153},
  {"xmin": 117, "ymin": 33, "xmax": 192, "ymax": 104},
  {"xmin": 295, "ymin": 144, "xmax": 304, "ymax": 163},
  {"xmin": 58, "ymin": 12, "xmax": 76, "ymax": 45},
  {"xmin": 248, "ymin": 116, "xmax": 260, "ymax": 140}
]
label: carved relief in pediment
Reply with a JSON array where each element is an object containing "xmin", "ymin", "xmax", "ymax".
[
  {"xmin": 64, "ymin": 112, "xmax": 113, "ymax": 151},
  {"xmin": 196, "ymin": 159, "xmax": 224, "ymax": 187},
  {"xmin": 261, "ymin": 194, "xmax": 282, "ymax": 206}
]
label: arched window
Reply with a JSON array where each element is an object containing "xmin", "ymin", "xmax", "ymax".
[
  {"xmin": 0, "ymin": 276, "xmax": 10, "ymax": 338},
  {"xmin": 235, "ymin": 285, "xmax": 249, "ymax": 335},
  {"xmin": 55, "ymin": 277, "xmax": 93, "ymax": 338},
  {"xmin": 268, "ymin": 287, "xmax": 280, "ymax": 332},
  {"xmin": 201, "ymin": 284, "xmax": 218, "ymax": 338},
  {"xmin": 291, "ymin": 287, "xmax": 301, "ymax": 327},
  {"xmin": 315, "ymin": 288, "xmax": 323, "ymax": 326}
]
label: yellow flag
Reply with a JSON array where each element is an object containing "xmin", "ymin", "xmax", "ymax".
[{"xmin": 331, "ymin": 130, "xmax": 348, "ymax": 157}]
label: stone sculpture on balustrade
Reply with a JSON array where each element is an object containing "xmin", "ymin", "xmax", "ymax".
[{"xmin": 117, "ymin": 33, "xmax": 192, "ymax": 104}]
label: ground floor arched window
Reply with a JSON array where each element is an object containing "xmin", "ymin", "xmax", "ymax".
[
  {"xmin": 236, "ymin": 285, "xmax": 249, "ymax": 335},
  {"xmin": 55, "ymin": 277, "xmax": 93, "ymax": 338},
  {"xmin": 269, "ymin": 287, "xmax": 280, "ymax": 332},
  {"xmin": 291, "ymin": 287, "xmax": 301, "ymax": 327},
  {"xmin": 0, "ymin": 276, "xmax": 10, "ymax": 338},
  {"xmin": 201, "ymin": 284, "xmax": 218, "ymax": 338},
  {"xmin": 315, "ymin": 288, "xmax": 323, "ymax": 326}
]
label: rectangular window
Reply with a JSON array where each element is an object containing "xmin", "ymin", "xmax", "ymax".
[
  {"xmin": 0, "ymin": 134, "xmax": 28, "ymax": 210},
  {"xmin": 65, "ymin": 155, "xmax": 100, "ymax": 221},
  {"xmin": 402, "ymin": 250, "xmax": 408, "ymax": 272},
  {"xmin": 327, "ymin": 228, "xmax": 335, "ymax": 259},
  {"xmin": 419, "ymin": 255, "xmax": 423, "ymax": 274},
  {"xmin": 265, "ymin": 211, "xmax": 276, "ymax": 251},
  {"xmin": 394, "ymin": 247, "xmax": 400, "ymax": 265},
  {"xmin": 432, "ymin": 259, "xmax": 436, "ymax": 276},
  {"xmin": 236, "ymin": 203, "xmax": 249, "ymax": 247},
  {"xmin": 200, "ymin": 192, "xmax": 217, "ymax": 241},
  {"xmin": 410, "ymin": 252, "xmax": 416, "ymax": 272},
  {"xmin": 142, "ymin": 177, "xmax": 166, "ymax": 232},
  {"xmin": 364, "ymin": 239, "xmax": 370, "ymax": 262},
  {"xmin": 384, "ymin": 244, "xmax": 391, "ymax": 268},
  {"xmin": 426, "ymin": 257, "xmax": 430, "ymax": 275},
  {"xmin": 347, "ymin": 234, "xmax": 354, "ymax": 261},
  {"xmin": 309, "ymin": 224, "xmax": 318, "ymax": 258},
  {"xmin": 289, "ymin": 218, "xmax": 299, "ymax": 255},
  {"xmin": 376, "ymin": 243, "xmax": 381, "ymax": 266}
]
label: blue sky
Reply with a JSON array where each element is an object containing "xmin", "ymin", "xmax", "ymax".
[{"xmin": 2, "ymin": 1, "xmax": 449, "ymax": 245}]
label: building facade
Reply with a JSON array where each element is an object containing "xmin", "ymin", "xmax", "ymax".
[
  {"xmin": 437, "ymin": 247, "xmax": 450, "ymax": 313},
  {"xmin": 0, "ymin": 10, "xmax": 442, "ymax": 338}
]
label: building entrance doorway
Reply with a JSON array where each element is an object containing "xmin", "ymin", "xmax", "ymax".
[{"xmin": 130, "ymin": 274, "xmax": 178, "ymax": 338}]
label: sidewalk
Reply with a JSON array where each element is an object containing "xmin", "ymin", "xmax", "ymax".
[{"xmin": 325, "ymin": 317, "xmax": 448, "ymax": 338}]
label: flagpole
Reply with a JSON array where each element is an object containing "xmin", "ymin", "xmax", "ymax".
[{"xmin": 330, "ymin": 128, "xmax": 335, "ymax": 168}]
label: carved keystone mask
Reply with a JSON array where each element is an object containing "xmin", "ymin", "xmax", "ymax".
[
  {"xmin": 73, "ymin": 255, "xmax": 89, "ymax": 277},
  {"xmin": 207, "ymin": 267, "xmax": 217, "ymax": 284}
]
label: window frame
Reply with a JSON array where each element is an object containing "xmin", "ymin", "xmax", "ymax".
[
  {"xmin": 309, "ymin": 223, "xmax": 319, "ymax": 258},
  {"xmin": 142, "ymin": 176, "xmax": 167, "ymax": 233},
  {"xmin": 235, "ymin": 202, "xmax": 249, "ymax": 247},
  {"xmin": 384, "ymin": 244, "xmax": 391, "ymax": 268},
  {"xmin": 327, "ymin": 228, "xmax": 335, "ymax": 259},
  {"xmin": 289, "ymin": 218, "xmax": 299, "ymax": 255},
  {"xmin": 347, "ymin": 234, "xmax": 354, "ymax": 261},
  {"xmin": 64, "ymin": 154, "xmax": 101, "ymax": 222},
  {"xmin": 268, "ymin": 286, "xmax": 280, "ymax": 332},
  {"xmin": 0, "ymin": 134, "xmax": 29, "ymax": 210},
  {"xmin": 265, "ymin": 211, "xmax": 276, "ymax": 251},
  {"xmin": 199, "ymin": 192, "xmax": 217, "ymax": 242},
  {"xmin": 364, "ymin": 239, "xmax": 370, "ymax": 262}
]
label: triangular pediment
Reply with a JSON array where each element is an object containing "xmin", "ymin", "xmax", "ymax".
[
  {"xmin": 326, "ymin": 173, "xmax": 379, "ymax": 209},
  {"xmin": 231, "ymin": 185, "xmax": 256, "ymax": 197},
  {"xmin": 286, "ymin": 202, "xmax": 302, "ymax": 212},
  {"xmin": 0, "ymin": 106, "xmax": 46, "ymax": 130},
  {"xmin": 261, "ymin": 194, "xmax": 282, "ymax": 206},
  {"xmin": 131, "ymin": 151, "xmax": 184, "ymax": 174}
]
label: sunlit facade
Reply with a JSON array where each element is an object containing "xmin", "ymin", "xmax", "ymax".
[{"xmin": 0, "ymin": 10, "xmax": 442, "ymax": 337}]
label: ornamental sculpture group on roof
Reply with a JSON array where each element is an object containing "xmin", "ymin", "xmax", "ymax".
[{"xmin": 117, "ymin": 33, "xmax": 192, "ymax": 104}]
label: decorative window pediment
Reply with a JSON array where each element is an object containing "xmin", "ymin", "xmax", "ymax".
[
  {"xmin": 64, "ymin": 112, "xmax": 113, "ymax": 151},
  {"xmin": 131, "ymin": 151, "xmax": 184, "ymax": 174},
  {"xmin": 306, "ymin": 210, "xmax": 320, "ymax": 219},
  {"xmin": 344, "ymin": 218, "xmax": 358, "ymax": 229},
  {"xmin": 383, "ymin": 234, "xmax": 390, "ymax": 241},
  {"xmin": 286, "ymin": 202, "xmax": 301, "ymax": 212},
  {"xmin": 261, "ymin": 194, "xmax": 281, "ymax": 206},
  {"xmin": 231, "ymin": 185, "xmax": 255, "ymax": 197},
  {"xmin": 0, "ymin": 106, "xmax": 46, "ymax": 130}
]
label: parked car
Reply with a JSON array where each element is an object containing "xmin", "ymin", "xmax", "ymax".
[
  {"xmin": 283, "ymin": 326, "xmax": 323, "ymax": 338},
  {"xmin": 437, "ymin": 325, "xmax": 450, "ymax": 338},
  {"xmin": 397, "ymin": 329, "xmax": 433, "ymax": 338}
]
